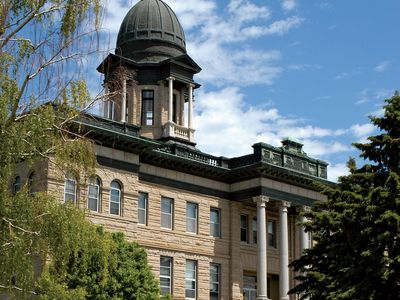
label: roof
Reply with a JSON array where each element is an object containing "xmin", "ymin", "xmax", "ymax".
[{"xmin": 116, "ymin": 0, "xmax": 186, "ymax": 62}]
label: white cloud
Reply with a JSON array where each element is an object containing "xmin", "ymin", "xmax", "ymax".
[
  {"xmin": 350, "ymin": 123, "xmax": 375, "ymax": 138},
  {"xmin": 374, "ymin": 61, "xmax": 389, "ymax": 73},
  {"xmin": 194, "ymin": 87, "xmax": 352, "ymax": 158},
  {"xmin": 244, "ymin": 16, "xmax": 304, "ymax": 37},
  {"xmin": 327, "ymin": 163, "xmax": 349, "ymax": 182},
  {"xmin": 281, "ymin": 0, "xmax": 297, "ymax": 11},
  {"xmin": 356, "ymin": 88, "xmax": 369, "ymax": 105}
]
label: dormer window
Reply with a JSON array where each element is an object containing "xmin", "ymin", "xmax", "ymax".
[{"xmin": 141, "ymin": 90, "xmax": 154, "ymax": 126}]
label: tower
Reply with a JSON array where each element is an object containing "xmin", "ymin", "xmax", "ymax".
[{"xmin": 98, "ymin": 0, "xmax": 201, "ymax": 147}]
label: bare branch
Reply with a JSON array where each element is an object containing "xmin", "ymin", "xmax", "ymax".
[
  {"xmin": 2, "ymin": 218, "xmax": 39, "ymax": 235},
  {"xmin": 0, "ymin": 284, "xmax": 37, "ymax": 295}
]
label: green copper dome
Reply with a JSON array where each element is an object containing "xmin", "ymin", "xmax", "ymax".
[{"xmin": 116, "ymin": 0, "xmax": 186, "ymax": 62}]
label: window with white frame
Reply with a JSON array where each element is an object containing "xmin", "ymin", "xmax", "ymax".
[
  {"xmin": 110, "ymin": 181, "xmax": 121, "ymax": 215},
  {"xmin": 185, "ymin": 260, "xmax": 197, "ymax": 299},
  {"xmin": 240, "ymin": 214, "xmax": 248, "ymax": 243},
  {"xmin": 138, "ymin": 192, "xmax": 148, "ymax": 225},
  {"xmin": 64, "ymin": 175, "xmax": 76, "ymax": 203},
  {"xmin": 243, "ymin": 275, "xmax": 257, "ymax": 300},
  {"xmin": 210, "ymin": 208, "xmax": 221, "ymax": 238},
  {"xmin": 209, "ymin": 263, "xmax": 220, "ymax": 300},
  {"xmin": 186, "ymin": 202, "xmax": 198, "ymax": 233},
  {"xmin": 268, "ymin": 219, "xmax": 277, "ymax": 248},
  {"xmin": 160, "ymin": 256, "xmax": 173, "ymax": 296},
  {"xmin": 88, "ymin": 177, "xmax": 101, "ymax": 212},
  {"xmin": 161, "ymin": 197, "xmax": 173, "ymax": 229}
]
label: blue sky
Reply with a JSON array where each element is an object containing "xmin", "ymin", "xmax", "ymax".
[{"xmin": 95, "ymin": 0, "xmax": 400, "ymax": 181}]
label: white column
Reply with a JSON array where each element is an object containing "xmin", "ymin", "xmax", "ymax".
[
  {"xmin": 253, "ymin": 196, "xmax": 270, "ymax": 300},
  {"xmin": 299, "ymin": 214, "xmax": 309, "ymax": 253},
  {"xmin": 188, "ymin": 84, "xmax": 194, "ymax": 129},
  {"xmin": 298, "ymin": 211, "xmax": 310, "ymax": 300},
  {"xmin": 168, "ymin": 77, "xmax": 174, "ymax": 123},
  {"xmin": 279, "ymin": 201, "xmax": 290, "ymax": 300},
  {"xmin": 121, "ymin": 78, "xmax": 127, "ymax": 123}
]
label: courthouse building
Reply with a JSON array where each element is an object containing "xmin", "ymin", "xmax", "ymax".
[{"xmin": 15, "ymin": 0, "xmax": 330, "ymax": 299}]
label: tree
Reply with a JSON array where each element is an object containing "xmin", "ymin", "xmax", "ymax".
[
  {"xmin": 0, "ymin": 1, "xmax": 162, "ymax": 299},
  {"xmin": 290, "ymin": 93, "xmax": 400, "ymax": 299},
  {"xmin": 1, "ymin": 0, "xmax": 101, "ymax": 296},
  {"xmin": 36, "ymin": 229, "xmax": 161, "ymax": 300}
]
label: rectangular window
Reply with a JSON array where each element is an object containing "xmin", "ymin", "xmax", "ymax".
[
  {"xmin": 160, "ymin": 256, "xmax": 173, "ymax": 296},
  {"xmin": 64, "ymin": 178, "xmax": 76, "ymax": 203},
  {"xmin": 210, "ymin": 263, "xmax": 220, "ymax": 300},
  {"xmin": 240, "ymin": 214, "xmax": 248, "ymax": 243},
  {"xmin": 185, "ymin": 260, "xmax": 197, "ymax": 299},
  {"xmin": 210, "ymin": 208, "xmax": 221, "ymax": 238},
  {"xmin": 141, "ymin": 90, "xmax": 154, "ymax": 126},
  {"xmin": 268, "ymin": 220, "xmax": 277, "ymax": 248},
  {"xmin": 252, "ymin": 217, "xmax": 257, "ymax": 244},
  {"xmin": 186, "ymin": 202, "xmax": 198, "ymax": 233},
  {"xmin": 138, "ymin": 192, "xmax": 148, "ymax": 225},
  {"xmin": 161, "ymin": 197, "xmax": 173, "ymax": 229},
  {"xmin": 243, "ymin": 275, "xmax": 257, "ymax": 300}
]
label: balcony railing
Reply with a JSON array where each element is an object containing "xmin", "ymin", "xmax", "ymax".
[{"xmin": 163, "ymin": 121, "xmax": 195, "ymax": 143}]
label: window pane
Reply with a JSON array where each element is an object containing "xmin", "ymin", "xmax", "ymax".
[
  {"xmin": 253, "ymin": 218, "xmax": 257, "ymax": 244},
  {"xmin": 138, "ymin": 209, "xmax": 146, "ymax": 224},
  {"xmin": 110, "ymin": 202, "xmax": 119, "ymax": 215},
  {"xmin": 240, "ymin": 215, "xmax": 248, "ymax": 242},
  {"xmin": 161, "ymin": 198, "xmax": 172, "ymax": 213},
  {"xmin": 185, "ymin": 260, "xmax": 197, "ymax": 299},
  {"xmin": 161, "ymin": 214, "xmax": 172, "ymax": 229},
  {"xmin": 185, "ymin": 289, "xmax": 196, "ymax": 298},
  {"xmin": 268, "ymin": 220, "xmax": 276, "ymax": 247},
  {"xmin": 88, "ymin": 198, "xmax": 98, "ymax": 211},
  {"xmin": 210, "ymin": 209, "xmax": 220, "ymax": 237},
  {"xmin": 187, "ymin": 203, "xmax": 197, "ymax": 218},
  {"xmin": 138, "ymin": 192, "xmax": 147, "ymax": 225},
  {"xmin": 160, "ymin": 256, "xmax": 172, "ymax": 296}
]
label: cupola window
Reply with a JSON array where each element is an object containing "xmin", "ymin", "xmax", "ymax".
[{"xmin": 141, "ymin": 90, "xmax": 154, "ymax": 126}]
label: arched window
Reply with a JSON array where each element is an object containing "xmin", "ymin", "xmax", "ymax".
[
  {"xmin": 28, "ymin": 172, "xmax": 35, "ymax": 194},
  {"xmin": 110, "ymin": 181, "xmax": 121, "ymax": 215},
  {"xmin": 88, "ymin": 177, "xmax": 101, "ymax": 212},
  {"xmin": 64, "ymin": 174, "xmax": 77, "ymax": 203},
  {"xmin": 12, "ymin": 176, "xmax": 21, "ymax": 194}
]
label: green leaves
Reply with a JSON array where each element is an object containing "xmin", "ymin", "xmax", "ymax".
[{"xmin": 290, "ymin": 93, "xmax": 400, "ymax": 300}]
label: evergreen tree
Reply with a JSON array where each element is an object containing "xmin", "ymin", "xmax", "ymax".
[{"xmin": 290, "ymin": 93, "xmax": 400, "ymax": 299}]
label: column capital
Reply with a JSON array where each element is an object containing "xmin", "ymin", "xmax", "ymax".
[
  {"xmin": 253, "ymin": 195, "xmax": 269, "ymax": 206},
  {"xmin": 166, "ymin": 76, "xmax": 175, "ymax": 81},
  {"xmin": 188, "ymin": 83, "xmax": 196, "ymax": 88},
  {"xmin": 280, "ymin": 201, "xmax": 291, "ymax": 208}
]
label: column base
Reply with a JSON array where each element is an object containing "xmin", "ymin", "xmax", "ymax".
[
  {"xmin": 256, "ymin": 296, "xmax": 270, "ymax": 300},
  {"xmin": 280, "ymin": 297, "xmax": 289, "ymax": 300}
]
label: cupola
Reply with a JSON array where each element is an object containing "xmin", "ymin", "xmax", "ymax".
[
  {"xmin": 116, "ymin": 0, "xmax": 186, "ymax": 63},
  {"xmin": 98, "ymin": 0, "xmax": 202, "ymax": 148}
]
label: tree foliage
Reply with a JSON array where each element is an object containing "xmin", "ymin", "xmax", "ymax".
[
  {"xmin": 290, "ymin": 93, "xmax": 400, "ymax": 299},
  {"xmin": 36, "ymin": 230, "xmax": 161, "ymax": 300},
  {"xmin": 0, "ymin": 1, "xmax": 162, "ymax": 299}
]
